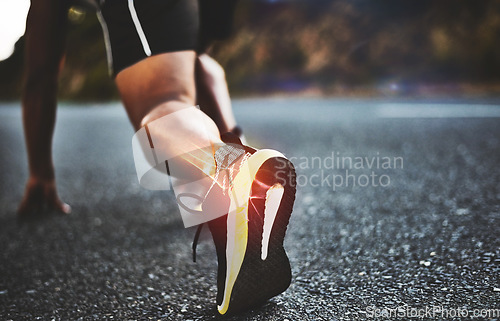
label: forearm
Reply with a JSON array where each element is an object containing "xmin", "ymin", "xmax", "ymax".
[
  {"xmin": 22, "ymin": 76, "xmax": 59, "ymax": 180},
  {"xmin": 22, "ymin": 0, "xmax": 69, "ymax": 180}
]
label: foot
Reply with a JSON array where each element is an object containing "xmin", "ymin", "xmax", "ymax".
[{"xmin": 207, "ymin": 134, "xmax": 297, "ymax": 315}]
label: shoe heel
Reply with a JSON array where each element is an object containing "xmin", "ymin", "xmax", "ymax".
[{"xmin": 226, "ymin": 157, "xmax": 296, "ymax": 314}]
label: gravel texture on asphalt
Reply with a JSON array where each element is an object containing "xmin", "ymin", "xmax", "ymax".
[{"xmin": 0, "ymin": 98, "xmax": 499, "ymax": 320}]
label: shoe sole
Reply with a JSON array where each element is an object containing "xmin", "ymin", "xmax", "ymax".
[{"xmin": 218, "ymin": 150, "xmax": 296, "ymax": 315}]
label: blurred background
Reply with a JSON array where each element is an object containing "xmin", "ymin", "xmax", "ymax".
[
  {"xmin": 1, "ymin": 2, "xmax": 499, "ymax": 319},
  {"xmin": 1, "ymin": 0, "xmax": 500, "ymax": 101}
]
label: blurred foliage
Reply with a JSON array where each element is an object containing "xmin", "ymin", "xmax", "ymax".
[
  {"xmin": 214, "ymin": 0, "xmax": 500, "ymax": 95},
  {"xmin": 1, "ymin": 0, "xmax": 500, "ymax": 100},
  {"xmin": 60, "ymin": 10, "xmax": 117, "ymax": 100},
  {"xmin": 0, "ymin": 9, "xmax": 117, "ymax": 101}
]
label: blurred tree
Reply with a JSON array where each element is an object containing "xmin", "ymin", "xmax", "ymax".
[
  {"xmin": 0, "ymin": 37, "xmax": 25, "ymax": 100},
  {"xmin": 1, "ymin": 0, "xmax": 499, "ymax": 100},
  {"xmin": 59, "ymin": 10, "xmax": 117, "ymax": 100}
]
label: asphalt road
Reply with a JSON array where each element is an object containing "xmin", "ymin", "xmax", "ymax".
[{"xmin": 1, "ymin": 98, "xmax": 499, "ymax": 320}]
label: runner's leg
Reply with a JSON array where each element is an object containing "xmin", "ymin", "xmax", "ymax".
[{"xmin": 196, "ymin": 54, "xmax": 239, "ymax": 135}]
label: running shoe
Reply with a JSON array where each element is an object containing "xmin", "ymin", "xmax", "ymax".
[{"xmin": 202, "ymin": 133, "xmax": 297, "ymax": 315}]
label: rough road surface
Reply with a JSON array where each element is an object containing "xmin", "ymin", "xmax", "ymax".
[{"xmin": 1, "ymin": 98, "xmax": 499, "ymax": 320}]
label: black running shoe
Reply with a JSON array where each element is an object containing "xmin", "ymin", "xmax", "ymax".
[{"xmin": 205, "ymin": 134, "xmax": 297, "ymax": 315}]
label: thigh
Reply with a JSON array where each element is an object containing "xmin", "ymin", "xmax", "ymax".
[
  {"xmin": 98, "ymin": 0, "xmax": 199, "ymax": 128},
  {"xmin": 115, "ymin": 51, "xmax": 197, "ymax": 129}
]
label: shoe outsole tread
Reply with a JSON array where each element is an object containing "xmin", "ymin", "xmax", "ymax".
[{"xmin": 219, "ymin": 157, "xmax": 296, "ymax": 315}]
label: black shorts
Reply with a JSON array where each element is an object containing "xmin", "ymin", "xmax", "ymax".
[
  {"xmin": 99, "ymin": 0, "xmax": 199, "ymax": 76},
  {"xmin": 198, "ymin": 0, "xmax": 238, "ymax": 52}
]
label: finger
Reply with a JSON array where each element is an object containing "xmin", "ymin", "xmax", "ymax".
[
  {"xmin": 57, "ymin": 201, "xmax": 72, "ymax": 214},
  {"xmin": 47, "ymin": 188, "xmax": 71, "ymax": 214},
  {"xmin": 47, "ymin": 196, "xmax": 71, "ymax": 214}
]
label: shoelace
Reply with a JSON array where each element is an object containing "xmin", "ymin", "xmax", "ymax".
[
  {"xmin": 190, "ymin": 147, "xmax": 249, "ymax": 262},
  {"xmin": 192, "ymin": 223, "xmax": 204, "ymax": 262},
  {"xmin": 177, "ymin": 145, "xmax": 248, "ymax": 215}
]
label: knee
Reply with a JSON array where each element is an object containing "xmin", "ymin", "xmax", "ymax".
[
  {"xmin": 173, "ymin": 83, "xmax": 197, "ymax": 106},
  {"xmin": 208, "ymin": 60, "xmax": 226, "ymax": 83},
  {"xmin": 197, "ymin": 54, "xmax": 226, "ymax": 85}
]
